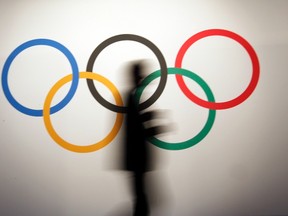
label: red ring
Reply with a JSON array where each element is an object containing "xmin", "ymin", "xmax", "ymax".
[{"xmin": 175, "ymin": 29, "xmax": 260, "ymax": 110}]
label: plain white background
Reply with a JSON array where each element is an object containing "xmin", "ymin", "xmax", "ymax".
[{"xmin": 0, "ymin": 0, "xmax": 288, "ymax": 215}]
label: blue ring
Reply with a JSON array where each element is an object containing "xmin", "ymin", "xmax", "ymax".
[{"xmin": 1, "ymin": 39, "xmax": 79, "ymax": 116}]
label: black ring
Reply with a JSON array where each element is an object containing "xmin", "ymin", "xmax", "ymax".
[{"xmin": 86, "ymin": 34, "xmax": 167, "ymax": 113}]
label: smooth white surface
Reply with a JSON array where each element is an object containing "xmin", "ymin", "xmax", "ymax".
[{"xmin": 1, "ymin": 0, "xmax": 288, "ymax": 215}]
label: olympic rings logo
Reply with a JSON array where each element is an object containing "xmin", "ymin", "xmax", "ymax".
[{"xmin": 1, "ymin": 29, "xmax": 260, "ymax": 153}]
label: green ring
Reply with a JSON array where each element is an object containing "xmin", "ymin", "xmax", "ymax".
[{"xmin": 135, "ymin": 67, "xmax": 216, "ymax": 150}]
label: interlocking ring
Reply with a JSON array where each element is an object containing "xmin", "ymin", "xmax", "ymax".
[
  {"xmin": 43, "ymin": 72, "xmax": 123, "ymax": 153},
  {"xmin": 136, "ymin": 67, "xmax": 216, "ymax": 150},
  {"xmin": 175, "ymin": 29, "xmax": 260, "ymax": 110},
  {"xmin": 1, "ymin": 29, "xmax": 260, "ymax": 152},
  {"xmin": 86, "ymin": 34, "xmax": 168, "ymax": 113},
  {"xmin": 1, "ymin": 39, "xmax": 79, "ymax": 116}
]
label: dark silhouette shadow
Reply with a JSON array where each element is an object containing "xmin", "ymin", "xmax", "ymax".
[
  {"xmin": 104, "ymin": 60, "xmax": 173, "ymax": 216},
  {"xmin": 123, "ymin": 61, "xmax": 167, "ymax": 216}
]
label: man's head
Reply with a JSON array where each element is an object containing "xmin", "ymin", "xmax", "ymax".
[{"xmin": 131, "ymin": 62, "xmax": 144, "ymax": 87}]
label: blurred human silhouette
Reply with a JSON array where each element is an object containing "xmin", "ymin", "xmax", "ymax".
[{"xmin": 123, "ymin": 61, "xmax": 164, "ymax": 216}]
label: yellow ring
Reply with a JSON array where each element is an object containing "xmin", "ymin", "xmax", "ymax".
[{"xmin": 43, "ymin": 72, "xmax": 123, "ymax": 153}]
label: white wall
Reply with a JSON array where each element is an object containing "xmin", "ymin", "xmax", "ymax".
[{"xmin": 1, "ymin": 0, "xmax": 288, "ymax": 215}]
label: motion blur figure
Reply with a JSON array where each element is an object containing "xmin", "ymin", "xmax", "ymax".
[{"xmin": 123, "ymin": 61, "xmax": 165, "ymax": 216}]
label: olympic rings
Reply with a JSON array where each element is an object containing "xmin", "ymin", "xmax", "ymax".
[
  {"xmin": 86, "ymin": 34, "xmax": 168, "ymax": 113},
  {"xmin": 136, "ymin": 67, "xmax": 216, "ymax": 150},
  {"xmin": 43, "ymin": 72, "xmax": 124, "ymax": 153},
  {"xmin": 1, "ymin": 39, "xmax": 79, "ymax": 116},
  {"xmin": 175, "ymin": 29, "xmax": 260, "ymax": 110},
  {"xmin": 1, "ymin": 29, "xmax": 260, "ymax": 152}
]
